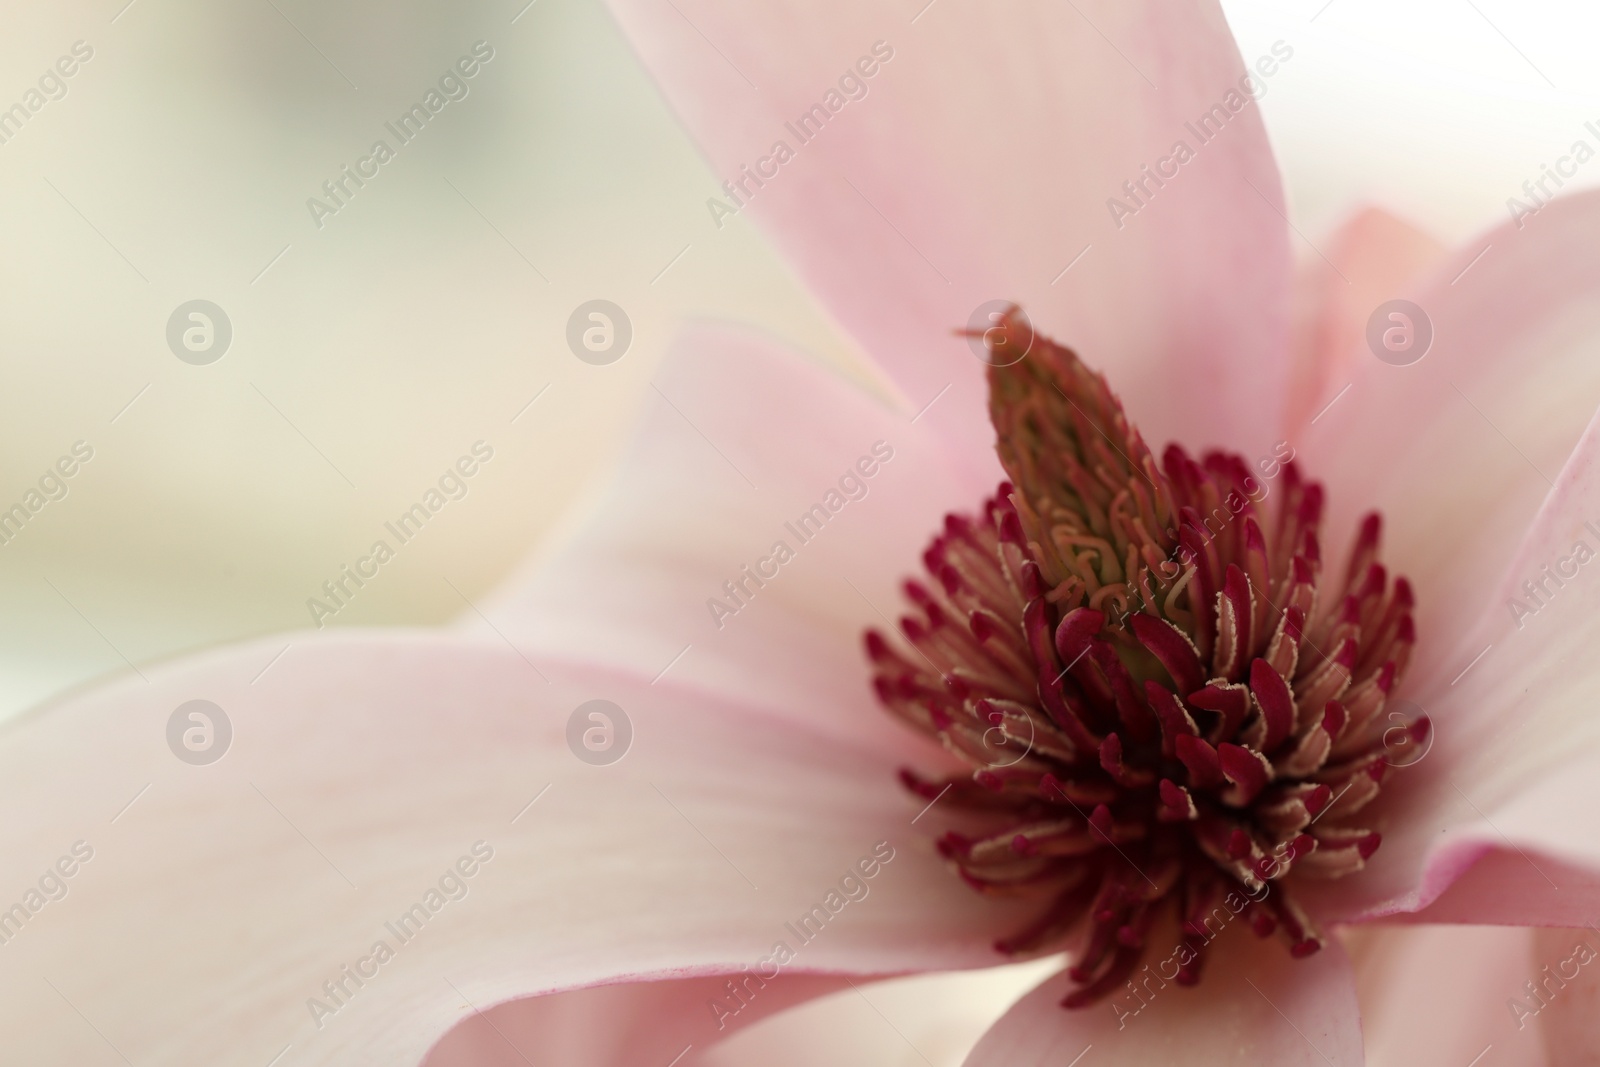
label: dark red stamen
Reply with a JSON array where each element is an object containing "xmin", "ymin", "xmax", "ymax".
[{"xmin": 865, "ymin": 308, "xmax": 1414, "ymax": 1007}]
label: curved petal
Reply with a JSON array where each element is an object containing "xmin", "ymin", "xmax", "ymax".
[
  {"xmin": 1402, "ymin": 849, "xmax": 1600, "ymax": 928},
  {"xmin": 1294, "ymin": 190, "xmax": 1600, "ymax": 696},
  {"xmin": 602, "ymin": 0, "xmax": 1293, "ymax": 459},
  {"xmin": 0, "ymin": 633, "xmax": 1025, "ymax": 1064},
  {"xmin": 471, "ymin": 322, "xmax": 999, "ymax": 752},
  {"xmin": 1284, "ymin": 207, "xmax": 1447, "ymax": 432},
  {"xmin": 1346, "ymin": 923, "xmax": 1545, "ymax": 1067},
  {"xmin": 422, "ymin": 973, "xmax": 855, "ymax": 1066},
  {"xmin": 1306, "ymin": 389, "xmax": 1600, "ymax": 924},
  {"xmin": 694, "ymin": 960, "xmax": 1061, "ymax": 1067},
  {"xmin": 961, "ymin": 920, "xmax": 1363, "ymax": 1066},
  {"xmin": 1381, "ymin": 754, "xmax": 1600, "ymax": 928}
]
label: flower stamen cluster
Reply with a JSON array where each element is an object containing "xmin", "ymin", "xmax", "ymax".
[{"xmin": 866, "ymin": 309, "xmax": 1420, "ymax": 1006}]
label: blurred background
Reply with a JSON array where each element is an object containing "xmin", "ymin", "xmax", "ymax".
[{"xmin": 1, "ymin": 0, "xmax": 1597, "ymax": 1061}]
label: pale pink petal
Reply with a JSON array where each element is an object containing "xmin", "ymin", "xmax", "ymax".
[
  {"xmin": 962, "ymin": 924, "xmax": 1362, "ymax": 1066},
  {"xmin": 1402, "ymin": 850, "xmax": 1600, "ymax": 928},
  {"xmin": 603, "ymin": 0, "xmax": 1293, "ymax": 458},
  {"xmin": 1337, "ymin": 748, "xmax": 1600, "ymax": 928},
  {"xmin": 1346, "ymin": 923, "xmax": 1545, "ymax": 1067},
  {"xmin": 0, "ymin": 634, "xmax": 1021, "ymax": 1064},
  {"xmin": 1530, "ymin": 925, "xmax": 1600, "ymax": 1065},
  {"xmin": 1307, "ymin": 392, "xmax": 1600, "ymax": 924},
  {"xmin": 1294, "ymin": 190, "xmax": 1600, "ymax": 696},
  {"xmin": 473, "ymin": 323, "xmax": 999, "ymax": 751},
  {"xmin": 1284, "ymin": 207, "xmax": 1447, "ymax": 431},
  {"xmin": 696, "ymin": 960, "xmax": 1061, "ymax": 1067},
  {"xmin": 423, "ymin": 973, "xmax": 855, "ymax": 1066}
]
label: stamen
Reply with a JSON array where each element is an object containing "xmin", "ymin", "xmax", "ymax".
[{"xmin": 867, "ymin": 307, "xmax": 1415, "ymax": 1007}]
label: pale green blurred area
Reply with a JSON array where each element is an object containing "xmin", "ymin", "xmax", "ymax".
[{"xmin": 0, "ymin": 0, "xmax": 870, "ymax": 717}]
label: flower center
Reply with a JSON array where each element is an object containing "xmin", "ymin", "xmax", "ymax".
[{"xmin": 865, "ymin": 308, "xmax": 1420, "ymax": 1008}]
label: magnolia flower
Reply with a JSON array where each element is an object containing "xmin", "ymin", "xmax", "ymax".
[{"xmin": 7, "ymin": 2, "xmax": 1600, "ymax": 1064}]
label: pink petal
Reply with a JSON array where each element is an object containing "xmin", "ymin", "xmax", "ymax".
[
  {"xmin": 474, "ymin": 322, "xmax": 999, "ymax": 751},
  {"xmin": 0, "ymin": 634, "xmax": 1021, "ymax": 1063},
  {"xmin": 1422, "ymin": 754, "xmax": 1600, "ymax": 916},
  {"xmin": 1294, "ymin": 189, "xmax": 1600, "ymax": 696},
  {"xmin": 1308, "ymin": 385, "xmax": 1600, "ymax": 925},
  {"xmin": 1334, "ymin": 751, "xmax": 1600, "ymax": 929},
  {"xmin": 423, "ymin": 972, "xmax": 856, "ymax": 1065},
  {"xmin": 1284, "ymin": 207, "xmax": 1447, "ymax": 432},
  {"xmin": 543, "ymin": 963, "xmax": 1058, "ymax": 1067},
  {"xmin": 1354, "ymin": 922, "xmax": 1600, "ymax": 1064},
  {"xmin": 603, "ymin": 0, "xmax": 1293, "ymax": 458},
  {"xmin": 962, "ymin": 924, "xmax": 1361, "ymax": 1065},
  {"xmin": 1403, "ymin": 849, "xmax": 1600, "ymax": 928},
  {"xmin": 1528, "ymin": 925, "xmax": 1600, "ymax": 1064},
  {"xmin": 1347, "ymin": 924, "xmax": 1545, "ymax": 1066}
]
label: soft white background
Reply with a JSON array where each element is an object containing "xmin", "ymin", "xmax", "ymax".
[{"xmin": 0, "ymin": 1, "xmax": 1595, "ymax": 1060}]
